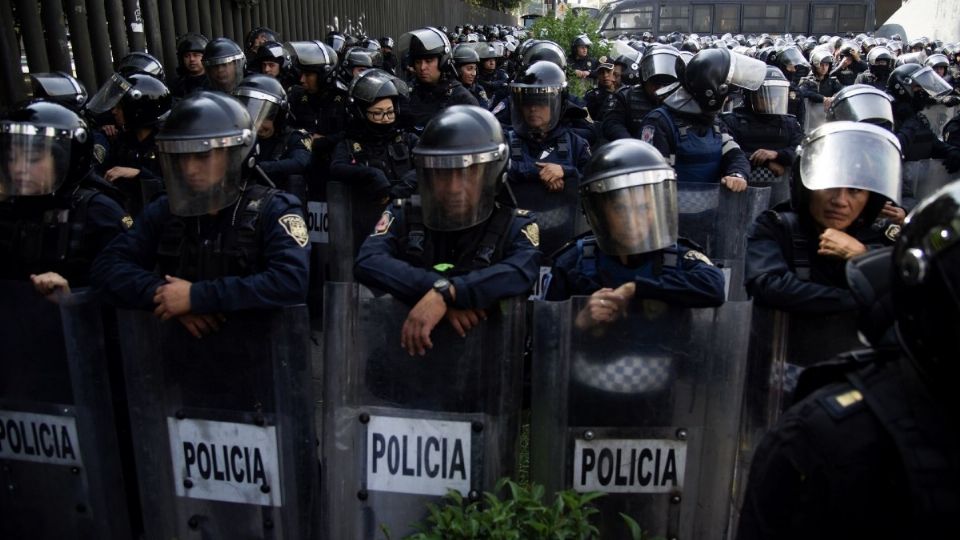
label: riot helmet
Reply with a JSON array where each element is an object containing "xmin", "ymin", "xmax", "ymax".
[
  {"xmin": 510, "ymin": 61, "xmax": 567, "ymax": 139},
  {"xmin": 866, "ymin": 46, "xmax": 894, "ymax": 80},
  {"xmin": 453, "ymin": 44, "xmax": 481, "ymax": 87},
  {"xmin": 895, "ymin": 51, "xmax": 927, "ymax": 67},
  {"xmin": 285, "ymin": 40, "xmax": 338, "ymax": 79},
  {"xmin": 155, "ymin": 91, "xmax": 255, "ymax": 217},
  {"xmin": 571, "ymin": 34, "xmax": 592, "ymax": 57},
  {"xmin": 681, "ymin": 40, "xmax": 701, "ymax": 54},
  {"xmin": 114, "ymin": 73, "xmax": 172, "ymax": 130},
  {"xmin": 666, "ymin": 48, "xmax": 766, "ymax": 115},
  {"xmin": 177, "ymin": 33, "xmax": 209, "ymax": 76},
  {"xmin": 810, "ymin": 48, "xmax": 835, "ymax": 71},
  {"xmin": 246, "ymin": 27, "xmax": 280, "ymax": 53},
  {"xmin": 326, "ymin": 32, "xmax": 348, "ymax": 57},
  {"xmin": 887, "ymin": 64, "xmax": 952, "ymax": 108},
  {"xmin": 348, "ymin": 68, "xmax": 409, "ymax": 137},
  {"xmin": 412, "ymin": 105, "xmax": 507, "ymax": 231},
  {"xmin": 379, "ymin": 36, "xmax": 395, "ymax": 50},
  {"xmin": 771, "ymin": 46, "xmax": 811, "ymax": 80},
  {"xmin": 908, "ymin": 37, "xmax": 925, "ymax": 52},
  {"xmin": 925, "ymin": 53, "xmax": 950, "ymax": 77},
  {"xmin": 750, "ymin": 66, "xmax": 790, "ymax": 115},
  {"xmin": 580, "ymin": 139, "xmax": 678, "ymax": 256},
  {"xmin": 28, "ymin": 72, "xmax": 87, "ymax": 111},
  {"xmin": 401, "ymin": 27, "xmax": 453, "ymax": 66},
  {"xmin": 358, "ymin": 38, "xmax": 384, "ymax": 67},
  {"xmin": 0, "ymin": 101, "xmax": 92, "ymax": 197},
  {"xmin": 614, "ymin": 49, "xmax": 642, "ymax": 85},
  {"xmin": 640, "ymin": 45, "xmax": 682, "ymax": 97},
  {"xmin": 794, "ymin": 122, "xmax": 901, "ymax": 227},
  {"xmin": 519, "ymin": 40, "xmax": 567, "ymax": 72},
  {"xmin": 252, "ymin": 41, "xmax": 287, "ymax": 77},
  {"xmin": 233, "ymin": 74, "xmax": 288, "ymax": 135},
  {"xmin": 826, "ymin": 84, "xmax": 895, "ymax": 129},
  {"xmin": 203, "ymin": 38, "xmax": 246, "ymax": 93},
  {"xmin": 337, "ymin": 48, "xmax": 376, "ymax": 88},
  {"xmin": 117, "ymin": 52, "xmax": 165, "ymax": 81},
  {"xmin": 892, "ymin": 181, "xmax": 960, "ymax": 378}
]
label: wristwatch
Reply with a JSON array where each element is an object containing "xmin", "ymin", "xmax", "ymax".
[
  {"xmin": 729, "ymin": 172, "xmax": 745, "ymax": 179},
  {"xmin": 433, "ymin": 278, "xmax": 454, "ymax": 305}
]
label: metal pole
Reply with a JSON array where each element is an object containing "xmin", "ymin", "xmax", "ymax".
[
  {"xmin": 155, "ymin": 0, "xmax": 178, "ymax": 77},
  {"xmin": 105, "ymin": 0, "xmax": 129, "ymax": 61},
  {"xmin": 13, "ymin": 0, "xmax": 51, "ymax": 73},
  {"xmin": 122, "ymin": 0, "xmax": 147, "ymax": 52},
  {"xmin": 198, "ymin": 0, "xmax": 213, "ymax": 39},
  {"xmin": 172, "ymin": 0, "xmax": 188, "ymax": 38},
  {"xmin": 140, "ymin": 0, "xmax": 164, "ymax": 64},
  {"xmin": 0, "ymin": 0, "xmax": 26, "ymax": 110},
  {"xmin": 210, "ymin": 0, "xmax": 225, "ymax": 39},
  {"xmin": 280, "ymin": 0, "xmax": 291, "ymax": 43},
  {"xmin": 62, "ymin": 0, "xmax": 98, "ymax": 94},
  {"xmin": 185, "ymin": 0, "xmax": 200, "ymax": 34},
  {"xmin": 242, "ymin": 6, "xmax": 253, "ymax": 41},
  {"xmin": 220, "ymin": 1, "xmax": 235, "ymax": 43},
  {"xmin": 83, "ymin": 0, "xmax": 117, "ymax": 85},
  {"xmin": 39, "ymin": 0, "xmax": 71, "ymax": 73}
]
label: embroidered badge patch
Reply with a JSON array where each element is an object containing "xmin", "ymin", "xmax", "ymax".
[
  {"xmin": 121, "ymin": 215, "xmax": 134, "ymax": 229},
  {"xmin": 641, "ymin": 125, "xmax": 656, "ymax": 143},
  {"xmin": 521, "ymin": 222, "xmax": 540, "ymax": 247},
  {"xmin": 279, "ymin": 214, "xmax": 309, "ymax": 247},
  {"xmin": 885, "ymin": 224, "xmax": 901, "ymax": 242},
  {"xmin": 372, "ymin": 210, "xmax": 394, "ymax": 236},
  {"xmin": 684, "ymin": 250, "xmax": 713, "ymax": 266}
]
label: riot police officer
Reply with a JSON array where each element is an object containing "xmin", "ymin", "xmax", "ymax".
[
  {"xmin": 602, "ymin": 44, "xmax": 681, "ymax": 142},
  {"xmin": 583, "ymin": 55, "xmax": 620, "ymax": 123},
  {"xmin": 170, "ymin": 33, "xmax": 209, "ymax": 98},
  {"xmin": 887, "ymin": 63, "xmax": 960, "ymax": 170},
  {"xmin": 202, "ymin": 38, "xmax": 246, "ymax": 94},
  {"xmin": 401, "ymin": 27, "xmax": 478, "ymax": 133},
  {"xmin": 569, "ymin": 34, "xmax": 596, "ymax": 80},
  {"xmin": 745, "ymin": 122, "xmax": 902, "ymax": 314},
  {"xmin": 90, "ymin": 91, "xmax": 310, "ymax": 338},
  {"xmin": 354, "ymin": 105, "xmax": 540, "ymax": 356},
  {"xmin": 0, "ymin": 101, "xmax": 131, "ymax": 295},
  {"xmin": 285, "ymin": 40, "xmax": 347, "ymax": 138},
  {"xmin": 546, "ymin": 139, "xmax": 725, "ymax": 311},
  {"xmin": 831, "ymin": 41, "xmax": 868, "ymax": 86},
  {"xmin": 452, "ymin": 44, "xmax": 490, "ymax": 109},
  {"xmin": 799, "ymin": 49, "xmax": 843, "ymax": 110},
  {"xmin": 639, "ymin": 48, "xmax": 762, "ymax": 191},
  {"xmin": 826, "ymin": 84, "xmax": 895, "ymax": 129},
  {"xmin": 854, "ymin": 46, "xmax": 894, "ymax": 90},
  {"xmin": 380, "ymin": 36, "xmax": 398, "ymax": 75},
  {"xmin": 477, "ymin": 42, "xmax": 510, "ymax": 106},
  {"xmin": 720, "ymin": 66, "xmax": 803, "ymax": 180},
  {"xmin": 737, "ymin": 181, "xmax": 960, "ymax": 540},
  {"xmin": 27, "ymin": 72, "xmax": 88, "ymax": 112}
]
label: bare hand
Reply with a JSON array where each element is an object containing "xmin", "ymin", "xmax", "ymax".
[
  {"xmin": 879, "ymin": 202, "xmax": 906, "ymax": 225},
  {"xmin": 721, "ymin": 175, "xmax": 748, "ymax": 192},
  {"xmin": 823, "ymin": 97, "xmax": 833, "ymax": 111},
  {"xmin": 446, "ymin": 308, "xmax": 487, "ymax": 337},
  {"xmin": 750, "ymin": 149, "xmax": 778, "ymax": 165},
  {"xmin": 818, "ymin": 228, "xmax": 867, "ymax": 260},
  {"xmin": 104, "ymin": 166, "xmax": 140, "ymax": 183},
  {"xmin": 401, "ymin": 289, "xmax": 448, "ymax": 356},
  {"xmin": 102, "ymin": 125, "xmax": 118, "ymax": 138},
  {"xmin": 177, "ymin": 313, "xmax": 226, "ymax": 338},
  {"xmin": 153, "ymin": 275, "xmax": 193, "ymax": 320},
  {"xmin": 574, "ymin": 282, "xmax": 637, "ymax": 330},
  {"xmin": 767, "ymin": 161, "xmax": 786, "ymax": 176},
  {"xmin": 30, "ymin": 272, "xmax": 70, "ymax": 302},
  {"xmin": 536, "ymin": 162, "xmax": 565, "ymax": 192}
]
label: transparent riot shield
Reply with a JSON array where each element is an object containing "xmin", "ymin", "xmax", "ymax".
[
  {"xmin": 321, "ymin": 281, "xmax": 526, "ymax": 539},
  {"xmin": 510, "ymin": 176, "xmax": 589, "ymax": 260},
  {"xmin": 306, "ymin": 188, "xmax": 331, "ymax": 320},
  {"xmin": 117, "ymin": 305, "xmax": 317, "ymax": 540},
  {"xmin": 747, "ymin": 167, "xmax": 791, "ymax": 209},
  {"xmin": 920, "ymin": 104, "xmax": 956, "ymax": 140},
  {"xmin": 900, "ymin": 159, "xmax": 960, "ymax": 211},
  {"xmin": 531, "ymin": 296, "xmax": 753, "ymax": 539},
  {"xmin": 327, "ymin": 180, "xmax": 357, "ymax": 283},
  {"xmin": 677, "ymin": 184, "xmax": 770, "ymax": 300},
  {"xmin": 0, "ymin": 282, "xmax": 131, "ymax": 539},
  {"xmin": 802, "ymin": 97, "xmax": 826, "ymax": 135}
]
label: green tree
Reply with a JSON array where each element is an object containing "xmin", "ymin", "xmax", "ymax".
[{"xmin": 530, "ymin": 12, "xmax": 611, "ymax": 97}]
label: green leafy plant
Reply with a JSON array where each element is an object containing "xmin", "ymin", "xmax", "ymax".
[
  {"xmin": 405, "ymin": 478, "xmax": 652, "ymax": 539},
  {"xmin": 529, "ymin": 12, "xmax": 611, "ymax": 98}
]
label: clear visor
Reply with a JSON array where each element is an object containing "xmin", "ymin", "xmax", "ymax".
[
  {"xmin": 235, "ymin": 90, "xmax": 282, "ymax": 132},
  {"xmin": 751, "ymin": 82, "xmax": 790, "ymax": 114},
  {"xmin": 0, "ymin": 129, "xmax": 72, "ymax": 197},
  {"xmin": 581, "ymin": 180, "xmax": 678, "ymax": 256},
  {"xmin": 911, "ymin": 66, "xmax": 953, "ymax": 97},
  {"xmin": 285, "ymin": 41, "xmax": 336, "ymax": 68},
  {"xmin": 827, "ymin": 91, "xmax": 894, "ymax": 126},
  {"xmin": 30, "ymin": 74, "xmax": 86, "ymax": 107},
  {"xmin": 509, "ymin": 86, "xmax": 563, "ymax": 137},
  {"xmin": 158, "ymin": 145, "xmax": 246, "ymax": 216},
  {"xmin": 726, "ymin": 52, "xmax": 767, "ymax": 91},
  {"xmin": 640, "ymin": 52, "xmax": 678, "ymax": 83},
  {"xmin": 415, "ymin": 162, "xmax": 499, "ymax": 231},
  {"xmin": 205, "ymin": 60, "xmax": 244, "ymax": 93},
  {"xmin": 800, "ymin": 129, "xmax": 902, "ymax": 204},
  {"xmin": 86, "ymin": 73, "xmax": 131, "ymax": 115}
]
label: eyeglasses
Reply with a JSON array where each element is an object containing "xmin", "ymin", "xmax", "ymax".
[{"xmin": 366, "ymin": 109, "xmax": 396, "ymax": 120}]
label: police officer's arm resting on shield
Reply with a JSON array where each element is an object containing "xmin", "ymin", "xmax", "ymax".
[
  {"xmin": 544, "ymin": 139, "xmax": 726, "ymax": 329},
  {"xmin": 91, "ymin": 92, "xmax": 310, "ymax": 338},
  {"xmin": 354, "ymin": 106, "xmax": 540, "ymax": 356}
]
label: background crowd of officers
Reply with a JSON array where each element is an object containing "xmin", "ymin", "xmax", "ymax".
[{"xmin": 2, "ymin": 17, "xmax": 960, "ymax": 539}]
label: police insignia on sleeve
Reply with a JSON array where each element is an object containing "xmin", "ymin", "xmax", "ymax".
[
  {"xmin": 300, "ymin": 130, "xmax": 313, "ymax": 152},
  {"xmin": 515, "ymin": 208, "xmax": 530, "ymax": 216},
  {"xmin": 121, "ymin": 215, "xmax": 134, "ymax": 229},
  {"xmin": 885, "ymin": 224, "xmax": 901, "ymax": 242},
  {"xmin": 492, "ymin": 101, "xmax": 507, "ymax": 115},
  {"xmin": 684, "ymin": 250, "xmax": 714, "ymax": 266},
  {"xmin": 641, "ymin": 125, "xmax": 655, "ymax": 143},
  {"xmin": 279, "ymin": 214, "xmax": 310, "ymax": 247},
  {"xmin": 521, "ymin": 222, "xmax": 540, "ymax": 247},
  {"xmin": 353, "ymin": 142, "xmax": 363, "ymax": 153},
  {"xmin": 93, "ymin": 144, "xmax": 107, "ymax": 164},
  {"xmin": 372, "ymin": 210, "xmax": 394, "ymax": 236}
]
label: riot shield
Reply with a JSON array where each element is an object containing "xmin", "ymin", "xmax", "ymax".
[
  {"xmin": 117, "ymin": 305, "xmax": 317, "ymax": 540},
  {"xmin": 677, "ymin": 184, "xmax": 770, "ymax": 300},
  {"xmin": 321, "ymin": 281, "xmax": 526, "ymax": 539},
  {"xmin": 802, "ymin": 97, "xmax": 826, "ymax": 135},
  {"xmin": 900, "ymin": 159, "xmax": 960, "ymax": 211},
  {"xmin": 747, "ymin": 167, "xmax": 790, "ymax": 209},
  {"xmin": 0, "ymin": 282, "xmax": 131, "ymax": 539},
  {"xmin": 531, "ymin": 296, "xmax": 753, "ymax": 539},
  {"xmin": 327, "ymin": 180, "xmax": 357, "ymax": 282},
  {"xmin": 510, "ymin": 176, "xmax": 589, "ymax": 260},
  {"xmin": 920, "ymin": 104, "xmax": 956, "ymax": 140}
]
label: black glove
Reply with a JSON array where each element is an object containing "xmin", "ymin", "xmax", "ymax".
[{"xmin": 944, "ymin": 150, "xmax": 960, "ymax": 174}]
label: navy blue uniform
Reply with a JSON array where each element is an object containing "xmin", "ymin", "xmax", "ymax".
[
  {"xmin": 798, "ymin": 75, "xmax": 843, "ymax": 102},
  {"xmin": 354, "ymin": 201, "xmax": 541, "ymax": 309},
  {"xmin": 720, "ymin": 107, "xmax": 804, "ymax": 168},
  {"xmin": 506, "ymin": 128, "xmax": 591, "ymax": 188},
  {"xmin": 745, "ymin": 207, "xmax": 897, "ymax": 314},
  {"xmin": 403, "ymin": 78, "xmax": 479, "ymax": 134},
  {"xmin": 583, "ymin": 87, "xmax": 616, "ymax": 123},
  {"xmin": 546, "ymin": 235, "xmax": 726, "ymax": 307},
  {"xmin": 94, "ymin": 129, "xmax": 164, "ymax": 216},
  {"xmin": 493, "ymin": 97, "xmax": 599, "ymax": 147},
  {"xmin": 601, "ymin": 86, "xmax": 659, "ymax": 141},
  {"xmin": 893, "ymin": 102, "xmax": 960, "ymax": 167},
  {"xmin": 640, "ymin": 107, "xmax": 751, "ymax": 182},
  {"xmin": 91, "ymin": 188, "xmax": 310, "ymax": 313},
  {"xmin": 257, "ymin": 127, "xmax": 313, "ymax": 188},
  {"xmin": 478, "ymin": 68, "xmax": 510, "ymax": 105}
]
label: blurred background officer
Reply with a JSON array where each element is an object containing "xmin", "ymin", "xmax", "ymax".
[
  {"xmin": 799, "ymin": 48, "xmax": 842, "ymax": 111},
  {"xmin": 546, "ymin": 139, "xmax": 725, "ymax": 312},
  {"xmin": 826, "ymin": 84, "xmax": 896, "ymax": 130},
  {"xmin": 170, "ymin": 33, "xmax": 209, "ymax": 98},
  {"xmin": 745, "ymin": 122, "xmax": 902, "ymax": 314},
  {"xmin": 855, "ymin": 46, "xmax": 895, "ymax": 90},
  {"xmin": 379, "ymin": 36, "xmax": 398, "ymax": 75},
  {"xmin": 401, "ymin": 27, "xmax": 478, "ymax": 133},
  {"xmin": 91, "ymin": 92, "xmax": 309, "ymax": 338},
  {"xmin": 831, "ymin": 41, "xmax": 868, "ymax": 86},
  {"xmin": 27, "ymin": 72, "xmax": 88, "ymax": 112},
  {"xmin": 640, "ymin": 48, "xmax": 763, "ymax": 192},
  {"xmin": 583, "ymin": 55, "xmax": 620, "ymax": 122},
  {"xmin": 477, "ymin": 42, "xmax": 510, "ymax": 106},
  {"xmin": 721, "ymin": 66, "xmax": 803, "ymax": 180},
  {"xmin": 569, "ymin": 34, "xmax": 596, "ymax": 80},
  {"xmin": 452, "ymin": 44, "xmax": 490, "ymax": 109},
  {"xmin": 355, "ymin": 105, "xmax": 539, "ymax": 356},
  {"xmin": 602, "ymin": 44, "xmax": 681, "ymax": 142},
  {"xmin": 887, "ymin": 64, "xmax": 960, "ymax": 170},
  {"xmin": 0, "ymin": 100, "xmax": 130, "ymax": 297},
  {"xmin": 737, "ymin": 181, "xmax": 960, "ymax": 540},
  {"xmin": 202, "ymin": 38, "xmax": 247, "ymax": 94}
]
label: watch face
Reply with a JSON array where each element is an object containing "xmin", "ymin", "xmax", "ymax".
[{"xmin": 433, "ymin": 278, "xmax": 450, "ymax": 289}]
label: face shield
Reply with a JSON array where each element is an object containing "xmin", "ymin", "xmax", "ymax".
[
  {"xmin": 204, "ymin": 54, "xmax": 245, "ymax": 93},
  {"xmin": 911, "ymin": 66, "xmax": 953, "ymax": 97},
  {"xmin": 157, "ymin": 130, "xmax": 253, "ymax": 216},
  {"xmin": 799, "ymin": 122, "xmax": 902, "ymax": 205},
  {"xmin": 233, "ymin": 87, "xmax": 282, "ymax": 132},
  {"xmin": 751, "ymin": 79, "xmax": 790, "ymax": 114},
  {"xmin": 827, "ymin": 86, "xmax": 894, "ymax": 127},
  {"xmin": 509, "ymin": 84, "xmax": 564, "ymax": 138},
  {"xmin": 29, "ymin": 73, "xmax": 87, "ymax": 109},
  {"xmin": 580, "ymin": 169, "xmax": 678, "ymax": 256},
  {"xmin": 778, "ymin": 47, "xmax": 811, "ymax": 77},
  {"xmin": 640, "ymin": 50, "xmax": 679, "ymax": 85},
  {"xmin": 725, "ymin": 52, "xmax": 767, "ymax": 91},
  {"xmin": 414, "ymin": 147, "xmax": 504, "ymax": 231},
  {"xmin": 86, "ymin": 72, "xmax": 133, "ymax": 115},
  {"xmin": 0, "ymin": 124, "xmax": 75, "ymax": 197}
]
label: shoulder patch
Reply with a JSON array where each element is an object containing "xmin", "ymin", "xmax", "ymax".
[
  {"xmin": 352, "ymin": 141, "xmax": 363, "ymax": 153},
  {"xmin": 121, "ymin": 215, "xmax": 134, "ymax": 229},
  {"xmin": 491, "ymin": 101, "xmax": 507, "ymax": 115},
  {"xmin": 789, "ymin": 91, "xmax": 797, "ymax": 101},
  {"xmin": 278, "ymin": 214, "xmax": 309, "ymax": 247},
  {"xmin": 641, "ymin": 125, "xmax": 656, "ymax": 143},
  {"xmin": 521, "ymin": 222, "xmax": 540, "ymax": 247},
  {"xmin": 885, "ymin": 224, "xmax": 901, "ymax": 242},
  {"xmin": 301, "ymin": 133, "xmax": 313, "ymax": 152},
  {"xmin": 371, "ymin": 210, "xmax": 394, "ymax": 236},
  {"xmin": 515, "ymin": 208, "xmax": 530, "ymax": 216},
  {"xmin": 683, "ymin": 249, "xmax": 714, "ymax": 266},
  {"xmin": 818, "ymin": 388, "xmax": 865, "ymax": 420},
  {"xmin": 93, "ymin": 144, "xmax": 107, "ymax": 164}
]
